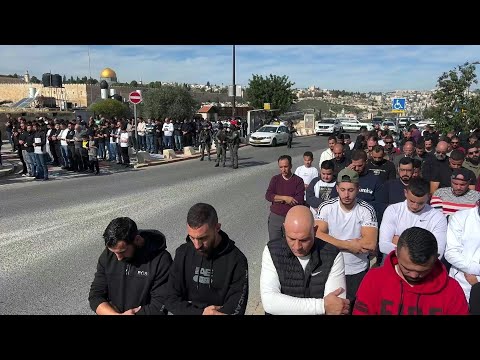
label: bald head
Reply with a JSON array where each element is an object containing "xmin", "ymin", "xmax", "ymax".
[
  {"xmin": 436, "ymin": 141, "xmax": 448, "ymax": 153},
  {"xmin": 403, "ymin": 142, "xmax": 415, "ymax": 157},
  {"xmin": 284, "ymin": 206, "xmax": 316, "ymax": 257},
  {"xmin": 285, "ymin": 206, "xmax": 314, "ymax": 231},
  {"xmin": 333, "ymin": 144, "xmax": 344, "ymax": 160}
]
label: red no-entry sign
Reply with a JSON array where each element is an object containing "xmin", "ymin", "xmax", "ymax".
[{"xmin": 129, "ymin": 91, "xmax": 142, "ymax": 104}]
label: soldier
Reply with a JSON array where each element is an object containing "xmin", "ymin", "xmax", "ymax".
[
  {"xmin": 199, "ymin": 124, "xmax": 212, "ymax": 161},
  {"xmin": 214, "ymin": 123, "xmax": 227, "ymax": 167},
  {"xmin": 226, "ymin": 122, "xmax": 240, "ymax": 169}
]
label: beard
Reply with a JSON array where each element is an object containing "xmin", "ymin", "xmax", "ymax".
[
  {"xmin": 400, "ymin": 176, "xmax": 410, "ymax": 183},
  {"xmin": 435, "ymin": 153, "xmax": 446, "ymax": 161},
  {"xmin": 404, "ymin": 275, "xmax": 422, "ymax": 284}
]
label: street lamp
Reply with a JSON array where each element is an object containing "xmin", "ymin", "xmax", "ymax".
[{"xmin": 232, "ymin": 45, "xmax": 236, "ymax": 117}]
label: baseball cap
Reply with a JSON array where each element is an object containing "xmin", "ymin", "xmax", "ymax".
[
  {"xmin": 337, "ymin": 168, "xmax": 359, "ymax": 184},
  {"xmin": 451, "ymin": 168, "xmax": 473, "ymax": 182}
]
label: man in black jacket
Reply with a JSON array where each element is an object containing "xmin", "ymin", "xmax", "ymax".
[
  {"xmin": 165, "ymin": 203, "xmax": 249, "ymax": 315},
  {"xmin": 88, "ymin": 217, "xmax": 172, "ymax": 315},
  {"xmin": 260, "ymin": 205, "xmax": 349, "ymax": 315}
]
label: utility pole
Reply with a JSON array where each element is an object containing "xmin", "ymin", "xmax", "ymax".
[{"xmin": 232, "ymin": 45, "xmax": 236, "ymax": 117}]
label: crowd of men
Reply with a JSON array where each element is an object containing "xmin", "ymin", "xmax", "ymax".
[
  {"xmin": 2, "ymin": 113, "xmax": 246, "ymax": 178},
  {"xmin": 6, "ymin": 111, "xmax": 479, "ymax": 315},
  {"xmin": 262, "ymin": 122, "xmax": 480, "ymax": 314}
]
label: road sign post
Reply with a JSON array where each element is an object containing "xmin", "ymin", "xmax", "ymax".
[
  {"xmin": 129, "ymin": 91, "xmax": 143, "ymax": 150},
  {"xmin": 392, "ymin": 98, "xmax": 406, "ymax": 113}
]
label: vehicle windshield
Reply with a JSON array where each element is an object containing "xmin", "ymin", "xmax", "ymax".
[
  {"xmin": 257, "ymin": 126, "xmax": 277, "ymax": 133},
  {"xmin": 319, "ymin": 119, "xmax": 335, "ymax": 124}
]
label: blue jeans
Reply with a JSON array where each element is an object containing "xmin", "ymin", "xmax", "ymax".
[
  {"xmin": 163, "ymin": 136, "xmax": 172, "ymax": 149},
  {"xmin": 146, "ymin": 134, "xmax": 155, "ymax": 153},
  {"xmin": 174, "ymin": 135, "xmax": 183, "ymax": 151},
  {"xmin": 108, "ymin": 142, "xmax": 117, "ymax": 161},
  {"xmin": 97, "ymin": 142, "xmax": 105, "ymax": 159},
  {"xmin": 61, "ymin": 145, "xmax": 70, "ymax": 168},
  {"xmin": 27, "ymin": 152, "xmax": 37, "ymax": 177},
  {"xmin": 138, "ymin": 135, "xmax": 146, "ymax": 150},
  {"xmin": 35, "ymin": 153, "xmax": 48, "ymax": 179}
]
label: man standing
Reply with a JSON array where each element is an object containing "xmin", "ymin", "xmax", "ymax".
[
  {"xmin": 331, "ymin": 144, "xmax": 351, "ymax": 175},
  {"xmin": 319, "ymin": 136, "xmax": 337, "ymax": 167},
  {"xmin": 353, "ymin": 227, "xmax": 469, "ymax": 315},
  {"xmin": 383, "ymin": 157, "xmax": 414, "ymax": 205},
  {"xmin": 88, "ymin": 217, "xmax": 172, "ymax": 315},
  {"xmin": 294, "ymin": 151, "xmax": 318, "ymax": 194},
  {"xmin": 463, "ymin": 143, "xmax": 480, "ymax": 179},
  {"xmin": 214, "ymin": 123, "xmax": 227, "ymax": 167},
  {"xmin": 366, "ymin": 145, "xmax": 396, "ymax": 183},
  {"xmin": 445, "ymin": 203, "xmax": 480, "ymax": 304},
  {"xmin": 315, "ymin": 168, "xmax": 378, "ymax": 307},
  {"xmin": 379, "ymin": 178, "xmax": 447, "ymax": 260},
  {"xmin": 430, "ymin": 149, "xmax": 476, "ymax": 194},
  {"xmin": 165, "ymin": 203, "xmax": 248, "ymax": 315},
  {"xmin": 260, "ymin": 206, "xmax": 349, "ymax": 315},
  {"xmin": 265, "ymin": 155, "xmax": 305, "ymax": 242},
  {"xmin": 226, "ymin": 122, "xmax": 240, "ymax": 169},
  {"xmin": 431, "ymin": 168, "xmax": 480, "ymax": 218}
]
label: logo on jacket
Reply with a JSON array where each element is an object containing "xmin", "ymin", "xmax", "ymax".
[
  {"xmin": 359, "ymin": 188, "xmax": 374, "ymax": 194},
  {"xmin": 193, "ymin": 267, "xmax": 213, "ymax": 284},
  {"xmin": 137, "ymin": 270, "xmax": 148, "ymax": 276}
]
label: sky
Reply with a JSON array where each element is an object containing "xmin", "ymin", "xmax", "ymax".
[{"xmin": 1, "ymin": 45, "xmax": 480, "ymax": 92}]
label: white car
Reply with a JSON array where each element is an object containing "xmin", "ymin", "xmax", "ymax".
[
  {"xmin": 342, "ymin": 119, "xmax": 374, "ymax": 133},
  {"xmin": 249, "ymin": 124, "xmax": 289, "ymax": 146},
  {"xmin": 416, "ymin": 119, "xmax": 435, "ymax": 129},
  {"xmin": 315, "ymin": 118, "xmax": 343, "ymax": 136}
]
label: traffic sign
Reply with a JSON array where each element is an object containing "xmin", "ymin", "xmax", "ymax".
[
  {"xmin": 129, "ymin": 91, "xmax": 142, "ymax": 104},
  {"xmin": 392, "ymin": 98, "xmax": 406, "ymax": 113}
]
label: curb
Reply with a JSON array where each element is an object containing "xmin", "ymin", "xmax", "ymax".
[
  {"xmin": 0, "ymin": 162, "xmax": 15, "ymax": 178},
  {"xmin": 134, "ymin": 133, "xmax": 317, "ymax": 169},
  {"xmin": 134, "ymin": 143, "xmax": 250, "ymax": 169}
]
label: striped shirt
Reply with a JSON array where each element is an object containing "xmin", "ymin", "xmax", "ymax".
[{"xmin": 431, "ymin": 188, "xmax": 480, "ymax": 218}]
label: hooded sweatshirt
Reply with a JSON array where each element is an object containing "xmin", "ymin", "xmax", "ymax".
[
  {"xmin": 165, "ymin": 230, "xmax": 249, "ymax": 315},
  {"xmin": 88, "ymin": 230, "xmax": 173, "ymax": 315},
  {"xmin": 353, "ymin": 251, "xmax": 469, "ymax": 315}
]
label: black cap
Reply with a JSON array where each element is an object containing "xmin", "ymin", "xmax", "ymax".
[{"xmin": 451, "ymin": 168, "xmax": 473, "ymax": 182}]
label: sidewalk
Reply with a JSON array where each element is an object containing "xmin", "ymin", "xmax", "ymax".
[{"xmin": 0, "ymin": 142, "xmax": 249, "ymax": 181}]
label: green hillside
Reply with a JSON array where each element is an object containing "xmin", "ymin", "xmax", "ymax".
[{"xmin": 290, "ymin": 99, "xmax": 362, "ymax": 115}]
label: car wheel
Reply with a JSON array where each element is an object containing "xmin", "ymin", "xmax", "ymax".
[{"xmin": 271, "ymin": 138, "xmax": 277, "ymax": 147}]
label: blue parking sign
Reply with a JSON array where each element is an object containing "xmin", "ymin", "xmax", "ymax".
[{"xmin": 392, "ymin": 98, "xmax": 406, "ymax": 111}]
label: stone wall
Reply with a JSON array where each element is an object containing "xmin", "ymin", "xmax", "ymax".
[{"xmin": 0, "ymin": 83, "xmax": 89, "ymax": 107}]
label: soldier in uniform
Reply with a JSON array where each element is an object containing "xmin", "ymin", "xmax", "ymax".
[
  {"xmin": 199, "ymin": 124, "xmax": 212, "ymax": 161},
  {"xmin": 214, "ymin": 123, "xmax": 227, "ymax": 167},
  {"xmin": 226, "ymin": 122, "xmax": 240, "ymax": 169}
]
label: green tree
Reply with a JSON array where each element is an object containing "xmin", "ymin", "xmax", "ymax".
[
  {"xmin": 76, "ymin": 76, "xmax": 80, "ymax": 83},
  {"xmin": 63, "ymin": 75, "xmax": 67, "ymax": 84},
  {"xmin": 206, "ymin": 81, "xmax": 210, "ymax": 87},
  {"xmin": 142, "ymin": 85, "xmax": 198, "ymax": 120},
  {"xmin": 376, "ymin": 110, "xmax": 383, "ymax": 116},
  {"xmin": 81, "ymin": 76, "xmax": 88, "ymax": 83},
  {"xmin": 130, "ymin": 80, "xmax": 138, "ymax": 87},
  {"xmin": 70, "ymin": 76, "xmax": 74, "ymax": 83},
  {"xmin": 245, "ymin": 74, "xmax": 296, "ymax": 114},
  {"xmin": 30, "ymin": 76, "xmax": 41, "ymax": 84},
  {"xmin": 429, "ymin": 61, "xmax": 480, "ymax": 133},
  {"xmin": 89, "ymin": 99, "xmax": 130, "ymax": 118}
]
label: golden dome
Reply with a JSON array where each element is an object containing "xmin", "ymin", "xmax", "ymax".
[{"xmin": 100, "ymin": 68, "xmax": 117, "ymax": 78}]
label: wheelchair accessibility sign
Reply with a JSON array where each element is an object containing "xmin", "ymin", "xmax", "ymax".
[{"xmin": 392, "ymin": 98, "xmax": 406, "ymax": 113}]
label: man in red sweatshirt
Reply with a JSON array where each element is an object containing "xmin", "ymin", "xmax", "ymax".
[{"xmin": 353, "ymin": 227, "xmax": 469, "ymax": 315}]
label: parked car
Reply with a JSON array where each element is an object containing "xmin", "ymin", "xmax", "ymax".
[
  {"xmin": 249, "ymin": 124, "xmax": 289, "ymax": 146},
  {"xmin": 315, "ymin": 118, "xmax": 343, "ymax": 136},
  {"xmin": 342, "ymin": 119, "xmax": 374, "ymax": 133}
]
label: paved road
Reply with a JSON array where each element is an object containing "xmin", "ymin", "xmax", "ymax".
[{"xmin": 0, "ymin": 135, "xmax": 329, "ymax": 315}]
